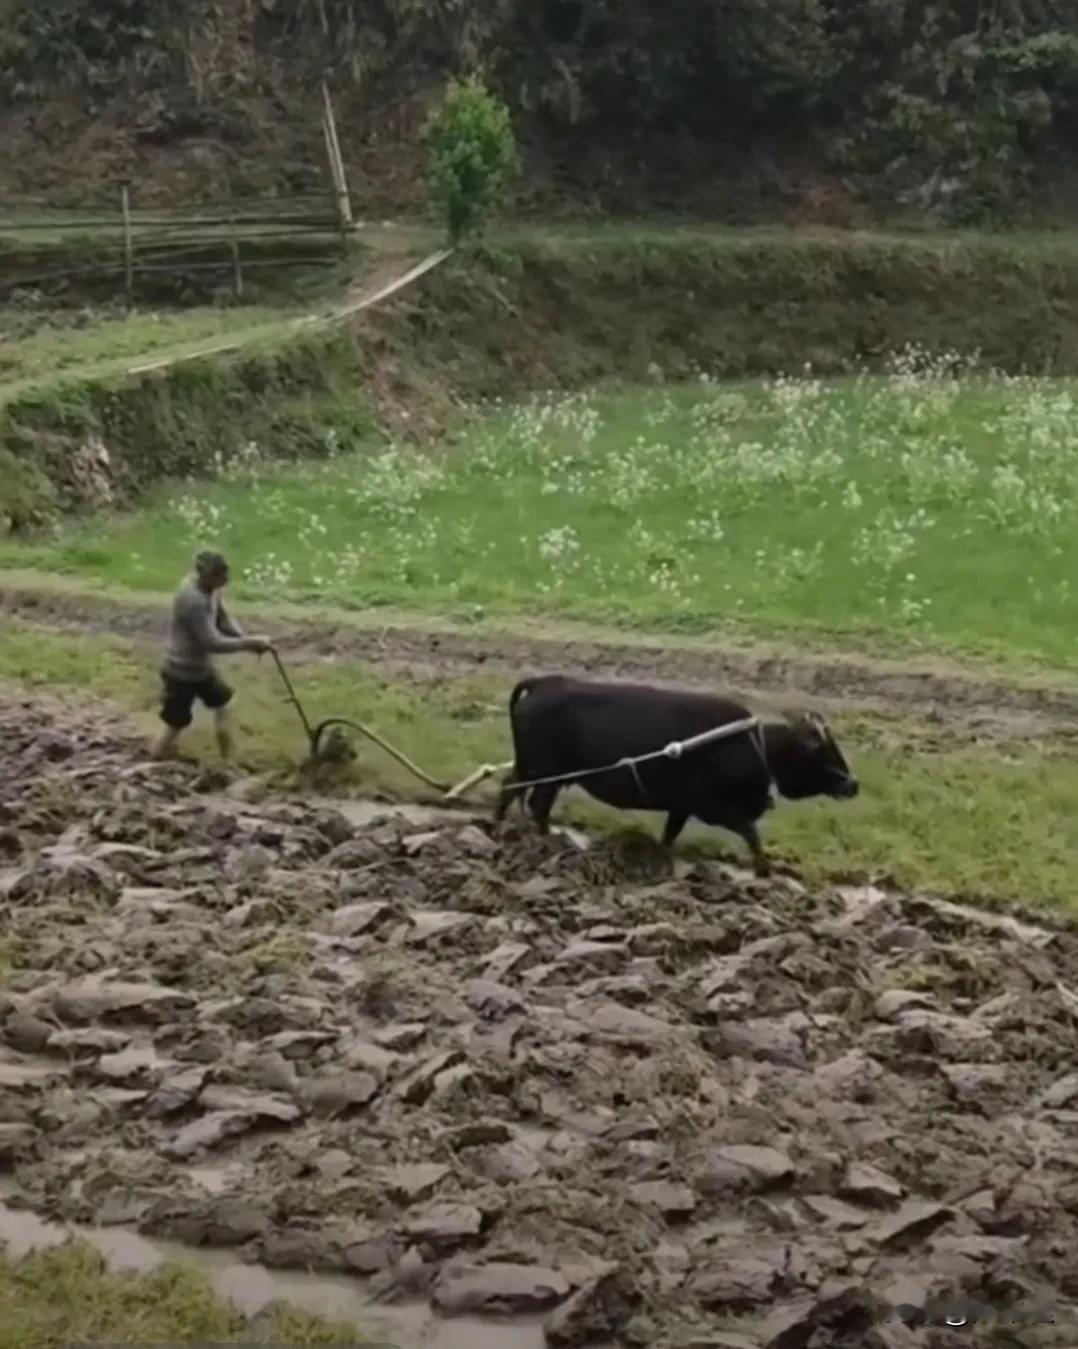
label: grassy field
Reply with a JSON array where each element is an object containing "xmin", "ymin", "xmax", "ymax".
[
  {"xmin": 0, "ymin": 1240, "xmax": 368, "ymax": 1346},
  {"xmin": 0, "ymin": 304, "xmax": 301, "ymax": 389},
  {"xmin": 4, "ymin": 618, "xmax": 1078, "ymax": 908},
  {"xmin": 7, "ymin": 350, "xmax": 1078, "ymax": 665},
  {"xmin": 0, "ymin": 247, "xmax": 378, "ymax": 403}
]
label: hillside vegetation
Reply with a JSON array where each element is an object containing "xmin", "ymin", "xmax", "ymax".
[
  {"xmin": 7, "ymin": 228, "xmax": 1078, "ymax": 532},
  {"xmin": 2, "ymin": 0, "xmax": 1078, "ymax": 220}
]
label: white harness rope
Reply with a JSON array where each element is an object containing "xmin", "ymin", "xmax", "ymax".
[{"xmin": 500, "ymin": 715, "xmax": 775, "ymax": 801}]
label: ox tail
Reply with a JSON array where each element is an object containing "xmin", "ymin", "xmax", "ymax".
[
  {"xmin": 499, "ymin": 678, "xmax": 541, "ymax": 817},
  {"xmin": 508, "ymin": 677, "xmax": 537, "ymax": 716}
]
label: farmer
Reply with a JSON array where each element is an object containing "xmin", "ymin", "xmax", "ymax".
[{"xmin": 151, "ymin": 550, "xmax": 275, "ymax": 762}]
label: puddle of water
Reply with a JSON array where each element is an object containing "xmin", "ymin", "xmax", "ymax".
[
  {"xmin": 0, "ymin": 1199, "xmax": 545, "ymax": 1349},
  {"xmin": 184, "ymin": 1164, "xmax": 236, "ymax": 1195}
]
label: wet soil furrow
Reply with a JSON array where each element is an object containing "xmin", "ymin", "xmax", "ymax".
[{"xmin": 2, "ymin": 693, "xmax": 1078, "ymax": 1347}]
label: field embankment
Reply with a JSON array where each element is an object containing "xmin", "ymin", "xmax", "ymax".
[{"xmin": 422, "ymin": 230, "xmax": 1078, "ymax": 382}]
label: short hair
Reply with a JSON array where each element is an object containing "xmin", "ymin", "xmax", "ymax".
[{"xmin": 194, "ymin": 550, "xmax": 229, "ymax": 579}]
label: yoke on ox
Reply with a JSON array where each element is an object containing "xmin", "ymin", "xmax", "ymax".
[{"xmin": 494, "ymin": 675, "xmax": 858, "ymax": 877}]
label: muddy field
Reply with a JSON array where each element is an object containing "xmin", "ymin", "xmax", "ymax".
[
  {"xmin": 6, "ymin": 584, "xmax": 1078, "ymax": 740},
  {"xmin": 3, "ymin": 695, "xmax": 1078, "ymax": 1347}
]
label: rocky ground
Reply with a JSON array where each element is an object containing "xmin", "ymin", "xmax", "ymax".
[{"xmin": 2, "ymin": 694, "xmax": 1078, "ymax": 1348}]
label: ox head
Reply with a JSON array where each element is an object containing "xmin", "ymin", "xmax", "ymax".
[{"xmin": 770, "ymin": 711, "xmax": 859, "ymax": 802}]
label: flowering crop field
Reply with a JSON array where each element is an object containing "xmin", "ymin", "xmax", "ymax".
[{"xmin": 10, "ymin": 345, "xmax": 1078, "ymax": 664}]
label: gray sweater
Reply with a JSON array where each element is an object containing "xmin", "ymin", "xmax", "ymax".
[{"xmin": 162, "ymin": 578, "xmax": 257, "ymax": 681}]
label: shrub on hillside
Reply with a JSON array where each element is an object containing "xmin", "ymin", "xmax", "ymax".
[
  {"xmin": 0, "ymin": 446, "xmax": 56, "ymax": 532},
  {"xmin": 425, "ymin": 75, "xmax": 518, "ymax": 244}
]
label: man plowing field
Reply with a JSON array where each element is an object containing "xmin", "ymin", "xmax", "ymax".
[{"xmin": 151, "ymin": 550, "xmax": 274, "ymax": 762}]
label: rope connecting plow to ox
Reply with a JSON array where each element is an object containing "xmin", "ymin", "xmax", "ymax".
[
  {"xmin": 271, "ymin": 651, "xmax": 762, "ymax": 803},
  {"xmin": 487, "ymin": 716, "xmax": 765, "ymax": 799},
  {"xmin": 272, "ymin": 652, "xmax": 451, "ymax": 792}
]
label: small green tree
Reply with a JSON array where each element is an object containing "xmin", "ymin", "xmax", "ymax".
[{"xmin": 425, "ymin": 74, "xmax": 518, "ymax": 244}]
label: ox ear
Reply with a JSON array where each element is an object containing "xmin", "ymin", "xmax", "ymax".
[
  {"xmin": 784, "ymin": 709, "xmax": 826, "ymax": 747},
  {"xmin": 806, "ymin": 710, "xmax": 830, "ymax": 740}
]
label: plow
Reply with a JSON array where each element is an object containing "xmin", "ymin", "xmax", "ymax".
[{"xmin": 272, "ymin": 651, "xmax": 512, "ymax": 800}]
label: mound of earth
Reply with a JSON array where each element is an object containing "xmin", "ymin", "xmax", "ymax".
[{"xmin": 1, "ymin": 694, "xmax": 1078, "ymax": 1347}]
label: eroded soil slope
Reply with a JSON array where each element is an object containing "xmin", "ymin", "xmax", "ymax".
[{"xmin": 2, "ymin": 695, "xmax": 1078, "ymax": 1347}]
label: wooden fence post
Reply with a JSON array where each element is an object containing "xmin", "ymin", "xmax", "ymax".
[
  {"xmin": 228, "ymin": 199, "xmax": 243, "ymax": 299},
  {"xmin": 121, "ymin": 184, "xmax": 134, "ymax": 303},
  {"xmin": 321, "ymin": 79, "xmax": 354, "ymax": 245}
]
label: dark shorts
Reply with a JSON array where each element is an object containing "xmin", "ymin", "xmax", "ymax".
[{"xmin": 159, "ymin": 671, "xmax": 233, "ymax": 730}]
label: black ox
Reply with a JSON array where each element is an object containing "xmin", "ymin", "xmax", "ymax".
[{"xmin": 494, "ymin": 675, "xmax": 858, "ymax": 876}]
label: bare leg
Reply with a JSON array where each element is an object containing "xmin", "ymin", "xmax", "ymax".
[
  {"xmin": 661, "ymin": 812, "xmax": 689, "ymax": 848},
  {"xmin": 151, "ymin": 727, "xmax": 181, "ymax": 761},
  {"xmin": 214, "ymin": 707, "xmax": 234, "ymax": 761},
  {"xmin": 528, "ymin": 784, "xmax": 560, "ymax": 835}
]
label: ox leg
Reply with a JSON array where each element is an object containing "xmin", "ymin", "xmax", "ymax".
[
  {"xmin": 528, "ymin": 784, "xmax": 560, "ymax": 835},
  {"xmin": 731, "ymin": 821, "xmax": 770, "ymax": 878},
  {"xmin": 661, "ymin": 812, "xmax": 689, "ymax": 848},
  {"xmin": 493, "ymin": 769, "xmax": 519, "ymax": 824}
]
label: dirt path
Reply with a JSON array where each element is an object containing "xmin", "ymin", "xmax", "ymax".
[
  {"xmin": 5, "ymin": 581, "xmax": 1078, "ymax": 741},
  {"xmin": 0, "ymin": 241, "xmax": 451, "ymax": 409},
  {"xmin": 122, "ymin": 247, "xmax": 452, "ymax": 377},
  {"xmin": 2, "ymin": 693, "xmax": 1078, "ymax": 1347}
]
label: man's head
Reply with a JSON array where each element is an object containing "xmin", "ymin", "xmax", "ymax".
[{"xmin": 194, "ymin": 550, "xmax": 230, "ymax": 591}]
